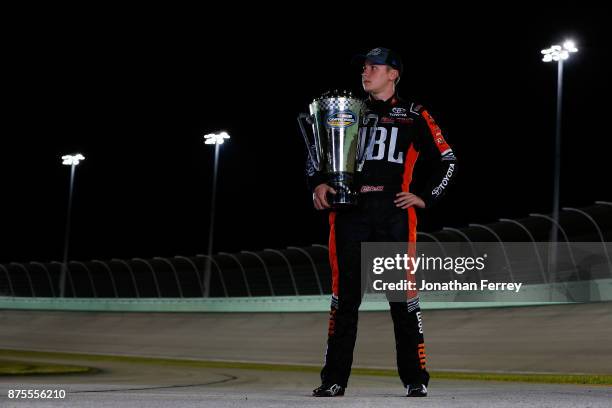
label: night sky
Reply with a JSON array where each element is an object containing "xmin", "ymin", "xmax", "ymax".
[{"xmin": 2, "ymin": 7, "xmax": 610, "ymax": 263}]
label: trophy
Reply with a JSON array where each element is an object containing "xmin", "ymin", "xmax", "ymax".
[{"xmin": 298, "ymin": 90, "xmax": 378, "ymax": 207}]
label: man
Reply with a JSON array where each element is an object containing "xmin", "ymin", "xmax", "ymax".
[{"xmin": 307, "ymin": 47, "xmax": 457, "ymax": 397}]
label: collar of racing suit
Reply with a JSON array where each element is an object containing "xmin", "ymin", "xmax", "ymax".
[{"xmin": 367, "ymin": 92, "xmax": 400, "ymax": 112}]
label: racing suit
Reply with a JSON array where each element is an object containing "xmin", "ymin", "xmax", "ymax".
[{"xmin": 306, "ymin": 93, "xmax": 457, "ymax": 388}]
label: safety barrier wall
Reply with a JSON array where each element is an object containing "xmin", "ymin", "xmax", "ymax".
[{"xmin": 1, "ymin": 202, "xmax": 611, "ymax": 299}]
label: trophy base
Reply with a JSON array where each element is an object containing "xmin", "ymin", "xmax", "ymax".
[
  {"xmin": 328, "ymin": 189, "xmax": 356, "ymax": 208},
  {"xmin": 327, "ymin": 173, "xmax": 357, "ymax": 208}
]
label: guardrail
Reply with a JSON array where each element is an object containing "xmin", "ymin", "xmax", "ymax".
[
  {"xmin": 0, "ymin": 245, "xmax": 331, "ymax": 298},
  {"xmin": 2, "ymin": 203, "xmax": 611, "ymax": 299}
]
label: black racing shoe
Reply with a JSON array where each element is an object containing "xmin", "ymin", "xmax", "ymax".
[
  {"xmin": 312, "ymin": 383, "xmax": 345, "ymax": 397},
  {"xmin": 406, "ymin": 383, "xmax": 428, "ymax": 397}
]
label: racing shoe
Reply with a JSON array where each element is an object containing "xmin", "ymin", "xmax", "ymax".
[
  {"xmin": 312, "ymin": 383, "xmax": 345, "ymax": 397},
  {"xmin": 406, "ymin": 383, "xmax": 428, "ymax": 397}
]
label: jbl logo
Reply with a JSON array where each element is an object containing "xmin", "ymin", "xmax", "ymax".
[{"xmin": 360, "ymin": 127, "xmax": 404, "ymax": 164}]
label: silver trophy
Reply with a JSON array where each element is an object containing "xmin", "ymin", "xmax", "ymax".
[{"xmin": 298, "ymin": 90, "xmax": 378, "ymax": 207}]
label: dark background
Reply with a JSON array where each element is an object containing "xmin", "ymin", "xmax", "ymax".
[{"xmin": 2, "ymin": 7, "xmax": 610, "ymax": 263}]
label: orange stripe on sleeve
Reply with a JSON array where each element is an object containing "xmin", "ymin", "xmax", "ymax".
[{"xmin": 421, "ymin": 110, "xmax": 451, "ymax": 154}]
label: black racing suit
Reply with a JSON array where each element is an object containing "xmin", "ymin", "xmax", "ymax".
[{"xmin": 306, "ymin": 93, "xmax": 457, "ymax": 388}]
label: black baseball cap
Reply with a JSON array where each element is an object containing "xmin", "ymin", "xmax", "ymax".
[{"xmin": 352, "ymin": 47, "xmax": 403, "ymax": 75}]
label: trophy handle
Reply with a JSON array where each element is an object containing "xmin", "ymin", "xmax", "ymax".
[
  {"xmin": 297, "ymin": 113, "xmax": 321, "ymax": 171},
  {"xmin": 357, "ymin": 113, "xmax": 379, "ymax": 170}
]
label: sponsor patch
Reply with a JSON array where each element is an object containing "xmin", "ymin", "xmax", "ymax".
[
  {"xmin": 328, "ymin": 307, "xmax": 337, "ymax": 336},
  {"xmin": 432, "ymin": 163, "xmax": 456, "ymax": 196},
  {"xmin": 389, "ymin": 108, "xmax": 408, "ymax": 118},
  {"xmin": 380, "ymin": 116, "xmax": 413, "ymax": 125},
  {"xmin": 360, "ymin": 185, "xmax": 385, "ymax": 193},
  {"xmin": 418, "ymin": 342, "xmax": 427, "ymax": 369},
  {"xmin": 396, "ymin": 117, "xmax": 413, "ymax": 124},
  {"xmin": 416, "ymin": 311, "xmax": 424, "ymax": 334},
  {"xmin": 441, "ymin": 149, "xmax": 456, "ymax": 161}
]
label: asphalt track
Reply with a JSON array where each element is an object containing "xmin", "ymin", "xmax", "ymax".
[{"xmin": 1, "ymin": 302, "xmax": 611, "ymax": 407}]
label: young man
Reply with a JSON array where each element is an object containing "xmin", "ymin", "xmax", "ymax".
[{"xmin": 308, "ymin": 47, "xmax": 457, "ymax": 397}]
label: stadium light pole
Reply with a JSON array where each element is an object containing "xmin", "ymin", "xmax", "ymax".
[
  {"xmin": 59, "ymin": 153, "xmax": 85, "ymax": 297},
  {"xmin": 541, "ymin": 40, "xmax": 578, "ymax": 243},
  {"xmin": 541, "ymin": 40, "xmax": 578, "ymax": 281},
  {"xmin": 203, "ymin": 131, "xmax": 230, "ymax": 297}
]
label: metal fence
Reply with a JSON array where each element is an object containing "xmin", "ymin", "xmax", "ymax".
[
  {"xmin": 0, "ymin": 246, "xmax": 331, "ymax": 298},
  {"xmin": 1, "ymin": 202, "xmax": 611, "ymax": 298}
]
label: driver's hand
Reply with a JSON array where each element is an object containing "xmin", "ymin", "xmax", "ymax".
[
  {"xmin": 313, "ymin": 184, "xmax": 337, "ymax": 210},
  {"xmin": 394, "ymin": 192, "xmax": 426, "ymax": 209}
]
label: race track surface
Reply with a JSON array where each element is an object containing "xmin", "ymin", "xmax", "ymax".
[
  {"xmin": 1, "ymin": 302, "xmax": 610, "ymax": 373},
  {"xmin": 1, "ymin": 302, "xmax": 611, "ymax": 407}
]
